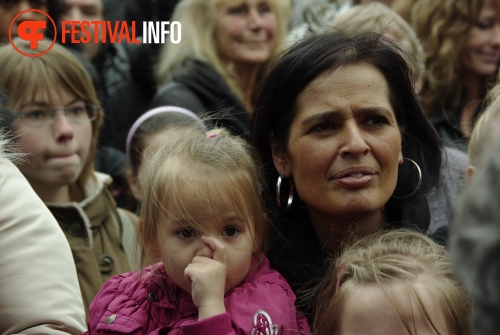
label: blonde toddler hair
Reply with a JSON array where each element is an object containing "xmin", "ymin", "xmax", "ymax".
[{"xmin": 313, "ymin": 229, "xmax": 472, "ymax": 335}]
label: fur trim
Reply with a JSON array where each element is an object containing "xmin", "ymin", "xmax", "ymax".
[{"xmin": 0, "ymin": 131, "xmax": 25, "ymax": 163}]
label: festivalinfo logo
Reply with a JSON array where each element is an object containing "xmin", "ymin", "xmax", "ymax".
[{"xmin": 9, "ymin": 9, "xmax": 181, "ymax": 57}]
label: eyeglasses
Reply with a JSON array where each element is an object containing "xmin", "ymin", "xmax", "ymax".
[{"xmin": 18, "ymin": 103, "xmax": 99, "ymax": 127}]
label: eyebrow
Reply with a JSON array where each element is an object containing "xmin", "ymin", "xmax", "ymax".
[
  {"xmin": 20, "ymin": 98, "xmax": 82, "ymax": 108},
  {"xmin": 301, "ymin": 107, "xmax": 395, "ymax": 128}
]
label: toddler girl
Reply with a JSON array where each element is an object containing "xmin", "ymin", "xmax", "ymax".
[
  {"xmin": 84, "ymin": 127, "xmax": 310, "ymax": 334},
  {"xmin": 313, "ymin": 230, "xmax": 472, "ymax": 335}
]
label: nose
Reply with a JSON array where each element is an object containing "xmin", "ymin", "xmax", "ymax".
[
  {"xmin": 52, "ymin": 113, "xmax": 75, "ymax": 142},
  {"xmin": 195, "ymin": 236, "xmax": 214, "ymax": 258},
  {"xmin": 248, "ymin": 8, "xmax": 264, "ymax": 29},
  {"xmin": 339, "ymin": 123, "xmax": 370, "ymax": 158}
]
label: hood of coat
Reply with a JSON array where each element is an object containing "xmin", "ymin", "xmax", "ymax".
[{"xmin": 0, "ymin": 105, "xmax": 23, "ymax": 162}]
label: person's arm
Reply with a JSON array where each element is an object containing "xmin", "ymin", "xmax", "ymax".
[
  {"xmin": 181, "ymin": 258, "xmax": 311, "ymax": 335},
  {"xmin": 0, "ymin": 156, "xmax": 86, "ymax": 334}
]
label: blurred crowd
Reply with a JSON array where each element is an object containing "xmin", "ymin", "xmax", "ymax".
[{"xmin": 1, "ymin": 0, "xmax": 500, "ymax": 334}]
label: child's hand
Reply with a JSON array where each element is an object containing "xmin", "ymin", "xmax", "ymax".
[{"xmin": 184, "ymin": 235, "xmax": 227, "ymax": 320}]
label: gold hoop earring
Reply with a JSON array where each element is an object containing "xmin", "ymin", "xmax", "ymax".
[
  {"xmin": 392, "ymin": 158, "xmax": 422, "ymax": 200},
  {"xmin": 276, "ymin": 175, "xmax": 294, "ymax": 212}
]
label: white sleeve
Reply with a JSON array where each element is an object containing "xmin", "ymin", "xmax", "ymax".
[{"xmin": 0, "ymin": 157, "xmax": 87, "ymax": 335}]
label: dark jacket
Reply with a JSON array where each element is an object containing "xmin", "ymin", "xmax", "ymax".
[
  {"xmin": 428, "ymin": 101, "xmax": 482, "ymax": 152},
  {"xmin": 149, "ymin": 59, "xmax": 250, "ymax": 139},
  {"xmin": 93, "ymin": 43, "xmax": 154, "ymax": 152}
]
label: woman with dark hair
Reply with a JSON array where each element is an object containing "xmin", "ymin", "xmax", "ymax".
[{"xmin": 251, "ymin": 30, "xmax": 442, "ymax": 318}]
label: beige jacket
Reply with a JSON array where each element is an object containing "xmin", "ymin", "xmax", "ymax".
[
  {"xmin": 0, "ymin": 136, "xmax": 86, "ymax": 334},
  {"xmin": 46, "ymin": 172, "xmax": 133, "ymax": 312}
]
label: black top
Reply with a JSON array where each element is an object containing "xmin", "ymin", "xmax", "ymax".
[{"xmin": 149, "ymin": 59, "xmax": 250, "ymax": 139}]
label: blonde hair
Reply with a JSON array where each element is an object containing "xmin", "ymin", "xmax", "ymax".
[
  {"xmin": 155, "ymin": 0, "xmax": 291, "ymax": 102},
  {"xmin": 137, "ymin": 127, "xmax": 268, "ymax": 270},
  {"xmin": 392, "ymin": 0, "xmax": 498, "ymax": 115},
  {"xmin": 331, "ymin": 2, "xmax": 424, "ymax": 83},
  {"xmin": 468, "ymin": 87, "xmax": 500, "ymax": 166},
  {"xmin": 0, "ymin": 39, "xmax": 103, "ymax": 200},
  {"xmin": 313, "ymin": 230, "xmax": 472, "ymax": 335}
]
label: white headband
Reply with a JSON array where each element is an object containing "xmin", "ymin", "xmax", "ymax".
[{"xmin": 125, "ymin": 106, "xmax": 207, "ymax": 161}]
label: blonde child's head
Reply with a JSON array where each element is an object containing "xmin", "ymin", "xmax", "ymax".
[
  {"xmin": 313, "ymin": 230, "xmax": 472, "ymax": 335},
  {"xmin": 137, "ymin": 127, "xmax": 268, "ymax": 291},
  {"xmin": 467, "ymin": 85, "xmax": 500, "ymax": 184}
]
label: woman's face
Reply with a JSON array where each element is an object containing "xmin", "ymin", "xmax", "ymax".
[
  {"xmin": 460, "ymin": 0, "xmax": 500, "ymax": 79},
  {"xmin": 214, "ymin": 0, "xmax": 277, "ymax": 66},
  {"xmin": 14, "ymin": 84, "xmax": 93, "ymax": 198},
  {"xmin": 273, "ymin": 62, "xmax": 403, "ymax": 223}
]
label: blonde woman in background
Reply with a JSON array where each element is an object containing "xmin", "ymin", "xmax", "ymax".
[
  {"xmin": 149, "ymin": 0, "xmax": 291, "ymax": 139},
  {"xmin": 393, "ymin": 0, "xmax": 500, "ymax": 151}
]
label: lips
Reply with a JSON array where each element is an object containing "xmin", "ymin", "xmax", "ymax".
[
  {"xmin": 332, "ymin": 167, "xmax": 377, "ymax": 188},
  {"xmin": 479, "ymin": 52, "xmax": 500, "ymax": 63},
  {"xmin": 47, "ymin": 153, "xmax": 76, "ymax": 159},
  {"xmin": 46, "ymin": 153, "xmax": 79, "ymax": 164}
]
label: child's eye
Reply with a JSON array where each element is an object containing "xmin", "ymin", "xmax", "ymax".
[
  {"xmin": 222, "ymin": 226, "xmax": 240, "ymax": 237},
  {"xmin": 67, "ymin": 106, "xmax": 86, "ymax": 116},
  {"xmin": 176, "ymin": 228, "xmax": 196, "ymax": 239},
  {"xmin": 23, "ymin": 110, "xmax": 48, "ymax": 120}
]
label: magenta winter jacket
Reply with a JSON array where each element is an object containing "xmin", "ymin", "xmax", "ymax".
[{"xmin": 83, "ymin": 256, "xmax": 310, "ymax": 335}]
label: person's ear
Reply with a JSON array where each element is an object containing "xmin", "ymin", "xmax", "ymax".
[
  {"xmin": 466, "ymin": 165, "xmax": 475, "ymax": 186},
  {"xmin": 270, "ymin": 131, "xmax": 291, "ymax": 177}
]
